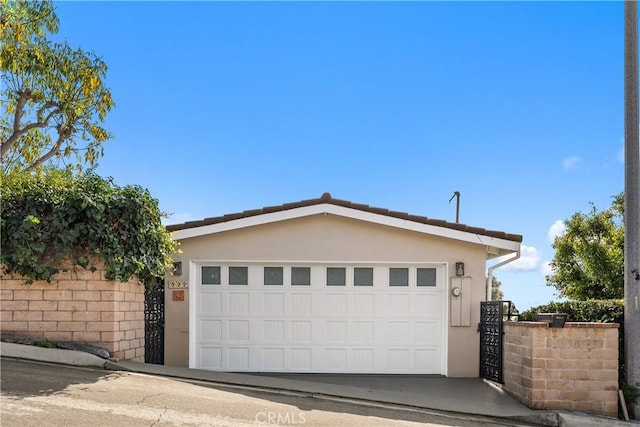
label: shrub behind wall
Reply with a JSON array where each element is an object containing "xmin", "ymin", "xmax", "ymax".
[
  {"xmin": 1, "ymin": 169, "xmax": 177, "ymax": 286},
  {"xmin": 518, "ymin": 299, "xmax": 624, "ymax": 323}
]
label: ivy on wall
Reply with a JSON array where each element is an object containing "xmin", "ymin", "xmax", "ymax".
[{"xmin": 1, "ymin": 169, "xmax": 177, "ymax": 285}]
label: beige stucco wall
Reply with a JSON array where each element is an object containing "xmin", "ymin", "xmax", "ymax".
[{"xmin": 165, "ymin": 213, "xmax": 489, "ymax": 376}]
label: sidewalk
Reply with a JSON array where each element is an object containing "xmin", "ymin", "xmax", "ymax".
[{"xmin": 1, "ymin": 342, "xmax": 634, "ymax": 427}]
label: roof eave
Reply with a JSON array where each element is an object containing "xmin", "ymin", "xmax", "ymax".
[{"xmin": 170, "ymin": 203, "xmax": 521, "ymax": 255}]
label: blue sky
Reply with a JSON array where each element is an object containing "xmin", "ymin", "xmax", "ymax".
[{"xmin": 53, "ymin": 1, "xmax": 626, "ymax": 310}]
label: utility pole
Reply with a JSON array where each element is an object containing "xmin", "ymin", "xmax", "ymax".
[{"xmin": 624, "ymin": 0, "xmax": 640, "ymax": 416}]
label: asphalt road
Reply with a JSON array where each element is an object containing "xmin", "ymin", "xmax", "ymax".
[{"xmin": 0, "ymin": 358, "xmax": 527, "ymax": 427}]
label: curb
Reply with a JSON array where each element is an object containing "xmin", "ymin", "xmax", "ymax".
[
  {"xmin": 556, "ymin": 412, "xmax": 638, "ymax": 427},
  {"xmin": 0, "ymin": 342, "xmax": 106, "ymax": 368}
]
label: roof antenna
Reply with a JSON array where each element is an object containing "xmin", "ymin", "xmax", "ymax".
[{"xmin": 449, "ymin": 191, "xmax": 460, "ymax": 223}]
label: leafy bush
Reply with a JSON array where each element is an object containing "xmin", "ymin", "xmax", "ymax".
[{"xmin": 1, "ymin": 169, "xmax": 177, "ymax": 285}]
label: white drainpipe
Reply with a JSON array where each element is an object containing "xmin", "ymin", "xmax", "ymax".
[{"xmin": 486, "ymin": 249, "xmax": 521, "ymax": 301}]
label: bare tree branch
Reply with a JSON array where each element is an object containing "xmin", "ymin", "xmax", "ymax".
[
  {"xmin": 25, "ymin": 130, "xmax": 66, "ymax": 172},
  {"xmin": 14, "ymin": 93, "xmax": 27, "ymax": 129},
  {"xmin": 1, "ymin": 98, "xmax": 62, "ymax": 158}
]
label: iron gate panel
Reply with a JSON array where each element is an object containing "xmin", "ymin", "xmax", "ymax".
[
  {"xmin": 479, "ymin": 300, "xmax": 513, "ymax": 384},
  {"xmin": 145, "ymin": 277, "xmax": 165, "ymax": 365}
]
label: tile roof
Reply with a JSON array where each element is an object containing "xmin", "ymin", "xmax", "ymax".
[{"xmin": 166, "ymin": 192, "xmax": 523, "ymax": 243}]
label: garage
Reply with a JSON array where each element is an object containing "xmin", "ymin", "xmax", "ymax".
[
  {"xmin": 191, "ymin": 262, "xmax": 446, "ymax": 374},
  {"xmin": 166, "ymin": 193, "xmax": 522, "ymax": 377}
]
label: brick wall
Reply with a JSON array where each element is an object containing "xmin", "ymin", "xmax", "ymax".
[
  {"xmin": 503, "ymin": 321, "xmax": 618, "ymax": 417},
  {"xmin": 0, "ymin": 265, "xmax": 145, "ymax": 361}
]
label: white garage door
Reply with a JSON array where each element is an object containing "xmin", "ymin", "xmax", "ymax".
[{"xmin": 190, "ymin": 262, "xmax": 446, "ymax": 374}]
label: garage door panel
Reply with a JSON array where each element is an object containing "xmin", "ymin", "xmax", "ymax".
[
  {"xmin": 227, "ymin": 320, "xmax": 249, "ymax": 342},
  {"xmin": 415, "ymin": 321, "xmax": 441, "ymax": 345},
  {"xmin": 325, "ymin": 348, "xmax": 348, "ymax": 370},
  {"xmin": 194, "ymin": 263, "xmax": 445, "ymax": 374},
  {"xmin": 291, "ymin": 348, "xmax": 312, "ymax": 369},
  {"xmin": 228, "ymin": 293, "xmax": 249, "ymax": 314},
  {"xmin": 416, "ymin": 349, "xmax": 440, "ymax": 371},
  {"xmin": 324, "ymin": 293, "xmax": 347, "ymax": 315},
  {"xmin": 228, "ymin": 347, "xmax": 249, "ymax": 369},
  {"xmin": 200, "ymin": 319, "xmax": 222, "ymax": 342},
  {"xmin": 386, "ymin": 321, "xmax": 411, "ymax": 343},
  {"xmin": 412, "ymin": 293, "xmax": 441, "ymax": 316},
  {"xmin": 200, "ymin": 293, "xmax": 223, "ymax": 315},
  {"xmin": 324, "ymin": 320, "xmax": 348, "ymax": 342},
  {"xmin": 387, "ymin": 349, "xmax": 411, "ymax": 371},
  {"xmin": 349, "ymin": 321, "xmax": 375, "ymax": 343},
  {"xmin": 382, "ymin": 294, "xmax": 411, "ymax": 315},
  {"xmin": 264, "ymin": 293, "xmax": 285, "ymax": 314},
  {"xmin": 263, "ymin": 320, "xmax": 285, "ymax": 342},
  {"xmin": 291, "ymin": 320, "xmax": 312, "ymax": 342},
  {"xmin": 200, "ymin": 347, "xmax": 222, "ymax": 369},
  {"xmin": 350, "ymin": 348, "xmax": 376, "ymax": 370},
  {"xmin": 350, "ymin": 294, "xmax": 375, "ymax": 315},
  {"xmin": 263, "ymin": 348, "xmax": 285, "ymax": 370},
  {"xmin": 291, "ymin": 293, "xmax": 312, "ymax": 315}
]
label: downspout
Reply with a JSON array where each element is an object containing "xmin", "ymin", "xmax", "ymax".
[{"xmin": 486, "ymin": 249, "xmax": 520, "ymax": 301}]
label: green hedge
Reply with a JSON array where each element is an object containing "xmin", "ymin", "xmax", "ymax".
[
  {"xmin": 519, "ymin": 299, "xmax": 623, "ymax": 323},
  {"xmin": 1, "ymin": 169, "xmax": 177, "ymax": 285}
]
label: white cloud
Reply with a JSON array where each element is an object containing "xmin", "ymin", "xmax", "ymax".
[
  {"xmin": 548, "ymin": 220, "xmax": 565, "ymax": 244},
  {"xmin": 540, "ymin": 260, "xmax": 554, "ymax": 277},
  {"xmin": 500, "ymin": 245, "xmax": 541, "ymax": 272},
  {"xmin": 562, "ymin": 156, "xmax": 581, "ymax": 171}
]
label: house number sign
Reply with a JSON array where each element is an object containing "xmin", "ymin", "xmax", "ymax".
[{"xmin": 168, "ymin": 280, "xmax": 187, "ymax": 289}]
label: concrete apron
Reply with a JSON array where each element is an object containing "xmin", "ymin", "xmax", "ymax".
[
  {"xmin": 109, "ymin": 363, "xmax": 635, "ymax": 427},
  {"xmin": 253, "ymin": 373, "xmax": 535, "ymax": 417},
  {"xmin": 107, "ymin": 361, "xmax": 556, "ymax": 425}
]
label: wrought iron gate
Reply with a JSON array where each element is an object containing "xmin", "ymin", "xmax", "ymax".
[
  {"xmin": 479, "ymin": 300, "xmax": 514, "ymax": 383},
  {"xmin": 144, "ymin": 277, "xmax": 165, "ymax": 365}
]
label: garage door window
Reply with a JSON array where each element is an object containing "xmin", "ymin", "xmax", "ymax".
[
  {"xmin": 229, "ymin": 266, "xmax": 248, "ymax": 285},
  {"xmin": 264, "ymin": 267, "xmax": 283, "ymax": 286},
  {"xmin": 389, "ymin": 268, "xmax": 408, "ymax": 286},
  {"xmin": 354, "ymin": 268, "xmax": 373, "ymax": 286},
  {"xmin": 291, "ymin": 267, "xmax": 311, "ymax": 286},
  {"xmin": 417, "ymin": 268, "xmax": 437, "ymax": 286},
  {"xmin": 202, "ymin": 266, "xmax": 221, "ymax": 285},
  {"xmin": 326, "ymin": 267, "xmax": 346, "ymax": 286}
]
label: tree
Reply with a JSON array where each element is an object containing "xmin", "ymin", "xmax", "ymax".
[
  {"xmin": 490, "ymin": 275, "xmax": 504, "ymax": 301},
  {"xmin": 0, "ymin": 0, "xmax": 114, "ymax": 173},
  {"xmin": 547, "ymin": 193, "xmax": 624, "ymax": 300}
]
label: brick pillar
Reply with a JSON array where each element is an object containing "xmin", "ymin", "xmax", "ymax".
[{"xmin": 503, "ymin": 321, "xmax": 619, "ymax": 417}]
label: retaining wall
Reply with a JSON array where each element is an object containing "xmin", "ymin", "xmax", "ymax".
[{"xmin": 0, "ymin": 265, "xmax": 145, "ymax": 361}]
